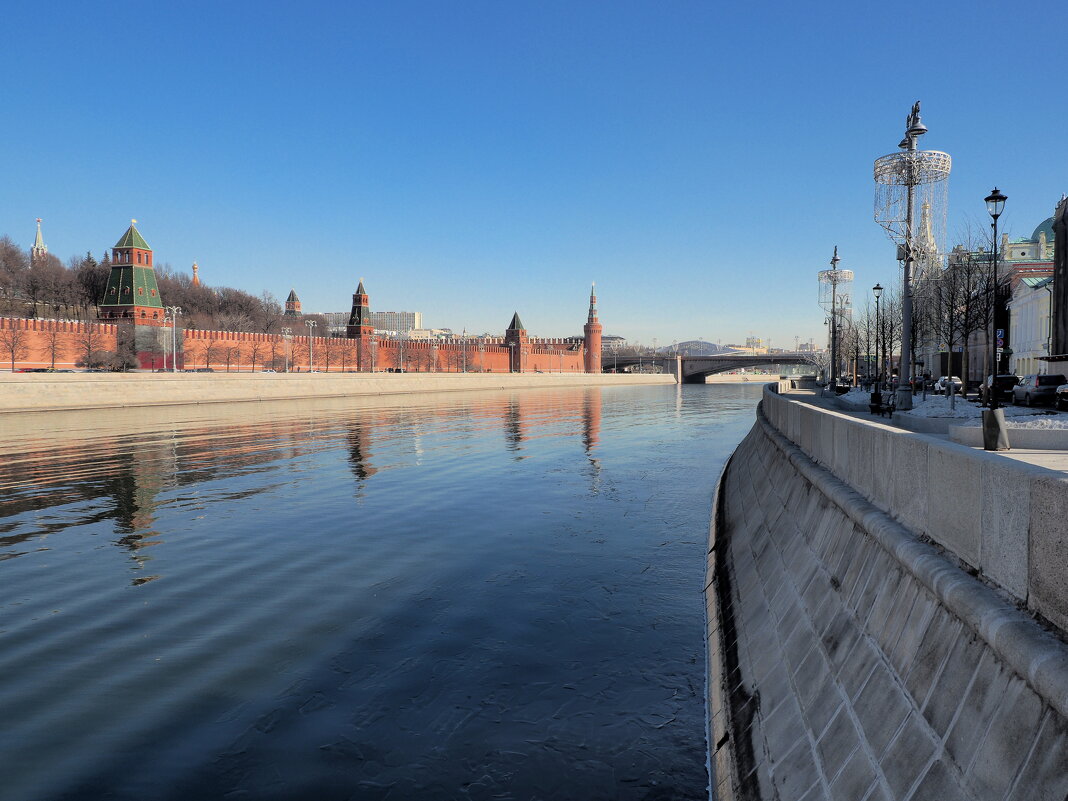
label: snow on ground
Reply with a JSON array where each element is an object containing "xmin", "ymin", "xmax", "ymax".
[{"xmin": 835, "ymin": 387, "xmax": 1068, "ymax": 427}]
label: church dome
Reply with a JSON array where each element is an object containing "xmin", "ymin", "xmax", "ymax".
[{"xmin": 1031, "ymin": 217, "xmax": 1054, "ymax": 242}]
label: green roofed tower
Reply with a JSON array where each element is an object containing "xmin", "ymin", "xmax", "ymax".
[{"xmin": 99, "ymin": 219, "xmax": 164, "ymax": 324}]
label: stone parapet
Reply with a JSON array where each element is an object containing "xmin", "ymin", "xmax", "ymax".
[
  {"xmin": 706, "ymin": 389, "xmax": 1068, "ymax": 800},
  {"xmin": 762, "ymin": 384, "xmax": 1068, "ymax": 632},
  {"xmin": 0, "ymin": 372, "xmax": 674, "ymax": 414}
]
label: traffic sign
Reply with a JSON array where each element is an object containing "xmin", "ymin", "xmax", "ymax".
[{"xmin": 996, "ymin": 329, "xmax": 1004, "ymax": 338}]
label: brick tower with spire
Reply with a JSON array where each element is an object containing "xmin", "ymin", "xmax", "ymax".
[
  {"xmin": 346, "ymin": 279, "xmax": 374, "ymax": 370},
  {"xmin": 504, "ymin": 312, "xmax": 528, "ymax": 373},
  {"xmin": 31, "ymin": 218, "xmax": 47, "ymax": 265},
  {"xmin": 98, "ymin": 220, "xmax": 166, "ymax": 369},
  {"xmin": 284, "ymin": 289, "xmax": 302, "ymax": 317},
  {"xmin": 99, "ymin": 220, "xmax": 164, "ymax": 323},
  {"xmin": 583, "ymin": 283, "xmax": 602, "ymax": 373}
]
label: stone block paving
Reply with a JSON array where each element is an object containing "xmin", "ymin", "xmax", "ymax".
[{"xmin": 706, "ymin": 422, "xmax": 1068, "ymax": 801}]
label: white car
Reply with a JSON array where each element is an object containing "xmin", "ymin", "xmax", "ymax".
[{"xmin": 934, "ymin": 376, "xmax": 963, "ymax": 395}]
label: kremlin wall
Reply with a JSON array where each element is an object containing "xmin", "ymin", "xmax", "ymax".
[{"xmin": 0, "ymin": 222, "xmax": 603, "ymax": 375}]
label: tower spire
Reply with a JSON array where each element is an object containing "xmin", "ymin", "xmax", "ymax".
[
  {"xmin": 31, "ymin": 218, "xmax": 47, "ymax": 263},
  {"xmin": 583, "ymin": 282, "xmax": 603, "ymax": 374}
]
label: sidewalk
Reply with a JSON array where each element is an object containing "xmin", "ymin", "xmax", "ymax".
[{"xmin": 784, "ymin": 388, "xmax": 1068, "ymax": 473}]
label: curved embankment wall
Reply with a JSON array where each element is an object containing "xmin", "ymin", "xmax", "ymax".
[
  {"xmin": 706, "ymin": 384, "xmax": 1068, "ymax": 801},
  {"xmin": 0, "ymin": 371, "xmax": 674, "ymax": 414}
]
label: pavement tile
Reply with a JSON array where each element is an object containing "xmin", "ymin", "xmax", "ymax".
[
  {"xmin": 902, "ymin": 607, "xmax": 961, "ymax": 710},
  {"xmin": 879, "ymin": 713, "xmax": 936, "ymax": 800},
  {"xmin": 1005, "ymin": 711, "xmax": 1068, "ymax": 801},
  {"xmin": 829, "ymin": 745, "xmax": 878, "ymax": 801},
  {"xmin": 853, "ymin": 663, "xmax": 913, "ymax": 760},
  {"xmin": 905, "ymin": 759, "xmax": 968, "ymax": 801},
  {"xmin": 920, "ymin": 631, "xmax": 982, "ymax": 738},
  {"xmin": 816, "ymin": 707, "xmax": 861, "ymax": 782},
  {"xmin": 944, "ymin": 649, "xmax": 1011, "ymax": 771},
  {"xmin": 771, "ymin": 739, "xmax": 821, "ymax": 801},
  {"xmin": 960, "ymin": 674, "xmax": 1041, "ymax": 799}
]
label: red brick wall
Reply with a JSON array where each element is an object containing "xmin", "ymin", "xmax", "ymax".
[
  {"xmin": 0, "ymin": 317, "xmax": 119, "ymax": 369},
  {"xmin": 0, "ymin": 317, "xmax": 594, "ymax": 373}
]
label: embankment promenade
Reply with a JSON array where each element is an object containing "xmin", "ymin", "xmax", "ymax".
[
  {"xmin": 707, "ymin": 382, "xmax": 1068, "ymax": 800},
  {"xmin": 0, "ymin": 371, "xmax": 674, "ymax": 414}
]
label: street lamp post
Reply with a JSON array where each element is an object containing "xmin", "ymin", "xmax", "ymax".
[
  {"xmin": 983, "ymin": 187, "xmax": 1009, "ymax": 450},
  {"xmin": 306, "ymin": 320, "xmax": 316, "ymax": 371},
  {"xmin": 282, "ymin": 327, "xmax": 292, "ymax": 373},
  {"xmin": 873, "ymin": 284, "xmax": 883, "ymax": 390},
  {"xmin": 165, "ymin": 306, "xmax": 182, "ymax": 372}
]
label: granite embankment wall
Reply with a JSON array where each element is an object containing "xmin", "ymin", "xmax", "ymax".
[
  {"xmin": 0, "ymin": 371, "xmax": 674, "ymax": 413},
  {"xmin": 706, "ymin": 384, "xmax": 1068, "ymax": 801}
]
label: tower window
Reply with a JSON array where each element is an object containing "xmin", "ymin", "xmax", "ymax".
[
  {"xmin": 138, "ymin": 287, "xmax": 144, "ymax": 296},
  {"xmin": 150, "ymin": 289, "xmax": 156, "ymax": 297}
]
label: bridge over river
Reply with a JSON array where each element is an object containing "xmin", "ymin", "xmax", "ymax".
[{"xmin": 605, "ymin": 351, "xmax": 818, "ymax": 383}]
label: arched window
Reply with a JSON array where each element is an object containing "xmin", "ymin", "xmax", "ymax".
[
  {"xmin": 150, "ymin": 289, "xmax": 156, "ymax": 297},
  {"xmin": 138, "ymin": 287, "xmax": 144, "ymax": 296}
]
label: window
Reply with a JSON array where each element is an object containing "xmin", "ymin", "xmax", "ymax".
[
  {"xmin": 110, "ymin": 287, "xmax": 117, "ymax": 295},
  {"xmin": 138, "ymin": 287, "xmax": 144, "ymax": 296},
  {"xmin": 137, "ymin": 252, "xmax": 142, "ymax": 264},
  {"xmin": 150, "ymin": 289, "xmax": 156, "ymax": 297}
]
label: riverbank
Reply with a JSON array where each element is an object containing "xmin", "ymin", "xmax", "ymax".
[
  {"xmin": 705, "ymin": 383, "xmax": 1068, "ymax": 800},
  {"xmin": 0, "ymin": 371, "xmax": 674, "ymax": 414}
]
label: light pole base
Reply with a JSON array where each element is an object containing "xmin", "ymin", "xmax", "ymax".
[
  {"xmin": 895, "ymin": 387, "xmax": 913, "ymax": 411},
  {"xmin": 982, "ymin": 408, "xmax": 1011, "ymax": 451}
]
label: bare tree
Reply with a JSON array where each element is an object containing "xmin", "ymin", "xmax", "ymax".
[
  {"xmin": 44, "ymin": 329, "xmax": 63, "ymax": 368},
  {"xmin": 74, "ymin": 323, "xmax": 110, "ymax": 369},
  {"xmin": 0, "ymin": 325, "xmax": 31, "ymax": 370},
  {"xmin": 248, "ymin": 340, "xmax": 265, "ymax": 372},
  {"xmin": 223, "ymin": 344, "xmax": 242, "ymax": 372}
]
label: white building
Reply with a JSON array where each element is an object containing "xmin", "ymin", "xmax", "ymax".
[{"xmin": 1008, "ymin": 275, "xmax": 1053, "ymax": 377}]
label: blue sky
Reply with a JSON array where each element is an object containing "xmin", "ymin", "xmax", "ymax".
[{"xmin": 1, "ymin": 0, "xmax": 1064, "ymax": 346}]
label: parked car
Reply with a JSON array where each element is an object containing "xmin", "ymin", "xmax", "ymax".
[
  {"xmin": 979, "ymin": 374, "xmax": 1019, "ymax": 404},
  {"xmin": 1012, "ymin": 374, "xmax": 1066, "ymax": 406},
  {"xmin": 934, "ymin": 376, "xmax": 963, "ymax": 395},
  {"xmin": 261, "ymin": 369, "xmax": 277, "ymax": 373},
  {"xmin": 1057, "ymin": 383, "xmax": 1068, "ymax": 411}
]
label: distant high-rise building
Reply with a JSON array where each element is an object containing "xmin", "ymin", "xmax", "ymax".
[{"xmin": 369, "ymin": 310, "xmax": 422, "ymax": 332}]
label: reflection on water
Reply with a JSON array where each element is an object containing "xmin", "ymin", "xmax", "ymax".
[{"xmin": 0, "ymin": 383, "xmax": 763, "ymax": 801}]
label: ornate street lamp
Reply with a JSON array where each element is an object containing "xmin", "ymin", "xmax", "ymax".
[
  {"xmin": 874, "ymin": 102, "xmax": 951, "ymax": 409},
  {"xmin": 983, "ymin": 187, "xmax": 1009, "ymax": 450},
  {"xmin": 282, "ymin": 327, "xmax": 292, "ymax": 373},
  {"xmin": 165, "ymin": 306, "xmax": 182, "ymax": 372},
  {"xmin": 306, "ymin": 320, "xmax": 317, "ymax": 371}
]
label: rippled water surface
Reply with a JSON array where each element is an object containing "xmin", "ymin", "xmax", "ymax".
[{"xmin": 0, "ymin": 383, "xmax": 762, "ymax": 801}]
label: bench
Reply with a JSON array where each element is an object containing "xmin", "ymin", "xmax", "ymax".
[{"xmin": 869, "ymin": 395, "xmax": 895, "ymax": 417}]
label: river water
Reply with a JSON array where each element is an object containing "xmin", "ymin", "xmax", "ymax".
[{"xmin": 0, "ymin": 383, "xmax": 762, "ymax": 801}]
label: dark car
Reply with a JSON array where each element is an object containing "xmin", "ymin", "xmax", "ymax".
[
  {"xmin": 979, "ymin": 374, "xmax": 1019, "ymax": 403},
  {"xmin": 1012, "ymin": 374, "xmax": 1066, "ymax": 406},
  {"xmin": 1057, "ymin": 383, "xmax": 1068, "ymax": 411}
]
